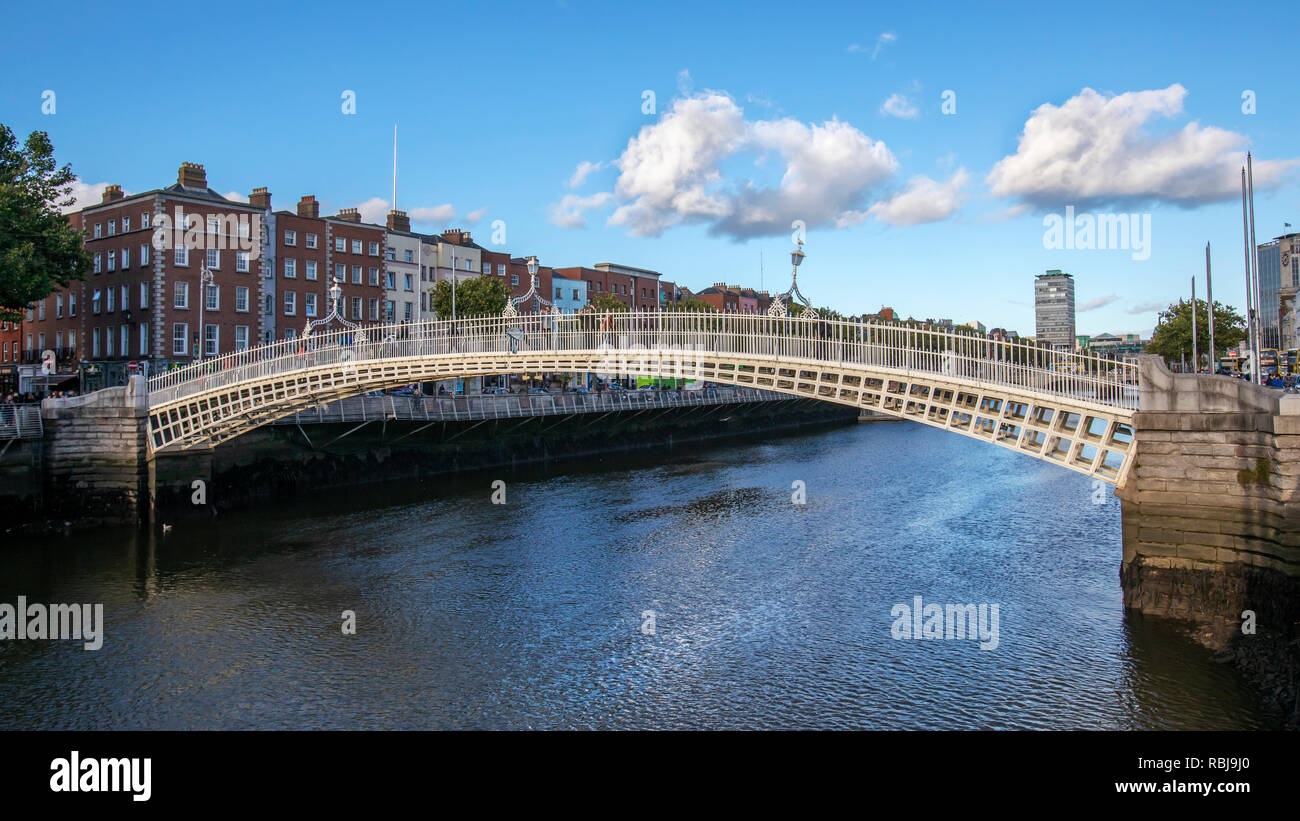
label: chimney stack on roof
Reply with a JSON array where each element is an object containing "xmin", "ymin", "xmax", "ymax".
[
  {"xmin": 178, "ymin": 162, "xmax": 207, "ymax": 189},
  {"xmin": 336, "ymin": 207, "xmax": 361, "ymax": 223},
  {"xmin": 386, "ymin": 209, "xmax": 410, "ymax": 232},
  {"xmin": 249, "ymin": 187, "xmax": 271, "ymax": 210},
  {"xmin": 297, "ymin": 195, "xmax": 320, "ymax": 218},
  {"xmin": 101, "ymin": 184, "xmax": 124, "ymax": 204}
]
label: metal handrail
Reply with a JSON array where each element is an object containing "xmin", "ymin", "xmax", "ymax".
[
  {"xmin": 273, "ymin": 386, "xmax": 790, "ymax": 425},
  {"xmin": 145, "ymin": 311, "xmax": 1140, "ymax": 412},
  {"xmin": 0, "ymin": 405, "xmax": 43, "ymax": 441}
]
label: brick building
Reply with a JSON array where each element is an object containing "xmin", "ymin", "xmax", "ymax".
[
  {"xmin": 553, "ymin": 262, "xmax": 670, "ymax": 311},
  {"xmin": 20, "ymin": 163, "xmax": 271, "ymax": 387},
  {"xmin": 261, "ymin": 194, "xmax": 388, "ymax": 342}
]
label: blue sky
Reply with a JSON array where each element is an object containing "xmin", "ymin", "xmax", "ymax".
[{"xmin": 2, "ymin": 0, "xmax": 1296, "ymax": 336}]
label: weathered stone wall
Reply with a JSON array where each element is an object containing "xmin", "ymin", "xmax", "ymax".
[
  {"xmin": 39, "ymin": 376, "xmax": 149, "ymax": 527},
  {"xmin": 1118, "ymin": 356, "xmax": 1300, "ymax": 722},
  {"xmin": 0, "ymin": 436, "xmax": 44, "ymax": 523}
]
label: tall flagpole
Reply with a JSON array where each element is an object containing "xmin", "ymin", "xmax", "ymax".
[
  {"xmin": 1248, "ymin": 152, "xmax": 1262, "ymax": 380},
  {"xmin": 1242, "ymin": 168, "xmax": 1259, "ymax": 383},
  {"xmin": 1191, "ymin": 276, "xmax": 1198, "ymax": 372},
  {"xmin": 1206, "ymin": 242, "xmax": 1215, "ymax": 369},
  {"xmin": 392, "ymin": 125, "xmax": 398, "ymax": 211}
]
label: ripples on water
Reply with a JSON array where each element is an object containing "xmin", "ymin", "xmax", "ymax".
[{"xmin": 0, "ymin": 421, "xmax": 1270, "ymax": 729}]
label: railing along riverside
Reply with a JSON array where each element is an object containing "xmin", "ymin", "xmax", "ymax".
[
  {"xmin": 145, "ymin": 312, "xmax": 1140, "ymax": 412},
  {"xmin": 0, "ymin": 405, "xmax": 43, "ymax": 441}
]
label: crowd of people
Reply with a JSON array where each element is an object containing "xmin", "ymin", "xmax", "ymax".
[{"xmin": 2, "ymin": 389, "xmax": 79, "ymax": 404}]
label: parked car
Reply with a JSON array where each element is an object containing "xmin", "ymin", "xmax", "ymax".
[
  {"xmin": 527, "ymin": 387, "xmax": 550, "ymax": 395},
  {"xmin": 637, "ymin": 384, "xmax": 658, "ymax": 391},
  {"xmin": 482, "ymin": 387, "xmax": 510, "ymax": 395}
]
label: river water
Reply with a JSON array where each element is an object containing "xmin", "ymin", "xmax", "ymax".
[{"xmin": 0, "ymin": 420, "xmax": 1271, "ymax": 729}]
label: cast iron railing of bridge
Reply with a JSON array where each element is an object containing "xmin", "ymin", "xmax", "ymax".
[
  {"xmin": 145, "ymin": 312, "xmax": 1140, "ymax": 412},
  {"xmin": 275, "ymin": 386, "xmax": 792, "ymax": 426}
]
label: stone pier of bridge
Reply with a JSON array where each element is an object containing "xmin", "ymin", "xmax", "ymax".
[
  {"xmin": 38, "ymin": 375, "xmax": 150, "ymax": 527},
  {"xmin": 1117, "ymin": 356, "xmax": 1300, "ymax": 651}
]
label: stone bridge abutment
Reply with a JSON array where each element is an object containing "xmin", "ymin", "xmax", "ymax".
[{"xmin": 1117, "ymin": 356, "xmax": 1300, "ymax": 654}]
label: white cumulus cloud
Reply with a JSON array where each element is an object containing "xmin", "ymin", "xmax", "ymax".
[
  {"xmin": 352, "ymin": 198, "xmax": 457, "ymax": 225},
  {"xmin": 548, "ymin": 192, "xmax": 615, "ymax": 229},
  {"xmin": 987, "ymin": 84, "xmax": 1298, "ymax": 207},
  {"xmin": 61, "ymin": 179, "xmax": 116, "ymax": 213},
  {"xmin": 575, "ymin": 91, "xmax": 899, "ymax": 240},
  {"xmin": 567, "ymin": 160, "xmax": 608, "ymax": 188},
  {"xmin": 355, "ymin": 197, "xmax": 390, "ymax": 224},
  {"xmin": 409, "ymin": 204, "xmax": 457, "ymax": 224},
  {"xmin": 880, "ymin": 93, "xmax": 919, "ymax": 119},
  {"xmin": 862, "ymin": 168, "xmax": 970, "ymax": 226}
]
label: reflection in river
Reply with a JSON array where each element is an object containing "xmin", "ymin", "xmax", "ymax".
[{"xmin": 0, "ymin": 421, "xmax": 1269, "ymax": 729}]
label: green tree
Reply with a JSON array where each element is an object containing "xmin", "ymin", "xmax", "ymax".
[
  {"xmin": 1145, "ymin": 298, "xmax": 1246, "ymax": 364},
  {"xmin": 586, "ymin": 292, "xmax": 628, "ymax": 312},
  {"xmin": 430, "ymin": 276, "xmax": 508, "ymax": 319},
  {"xmin": 0, "ymin": 125, "xmax": 92, "ymax": 321}
]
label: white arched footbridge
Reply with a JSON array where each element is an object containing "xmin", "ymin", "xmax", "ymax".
[{"xmin": 145, "ymin": 312, "xmax": 1139, "ymax": 483}]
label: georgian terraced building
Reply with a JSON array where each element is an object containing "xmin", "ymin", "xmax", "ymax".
[{"xmin": 17, "ymin": 163, "xmax": 392, "ymax": 388}]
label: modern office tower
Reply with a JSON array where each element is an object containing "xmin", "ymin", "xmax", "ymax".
[{"xmin": 1034, "ymin": 270, "xmax": 1076, "ymax": 351}]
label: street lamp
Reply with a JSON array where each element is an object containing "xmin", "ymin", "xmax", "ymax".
[
  {"xmin": 526, "ymin": 255, "xmax": 540, "ymax": 314},
  {"xmin": 304, "ymin": 274, "xmax": 358, "ymax": 338},
  {"xmin": 503, "ymin": 255, "xmax": 550, "ymax": 317},
  {"xmin": 197, "ymin": 265, "xmax": 214, "ymax": 360},
  {"xmin": 767, "ymin": 238, "xmax": 815, "ymax": 318}
]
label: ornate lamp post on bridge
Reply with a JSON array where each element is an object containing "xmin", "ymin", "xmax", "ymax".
[
  {"xmin": 501, "ymin": 256, "xmax": 554, "ymax": 390},
  {"xmin": 502, "ymin": 255, "xmax": 551, "ymax": 318},
  {"xmin": 767, "ymin": 239, "xmax": 816, "ymax": 319},
  {"xmin": 303, "ymin": 274, "xmax": 359, "ymax": 339},
  {"xmin": 196, "ymin": 265, "xmax": 215, "ymax": 361}
]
